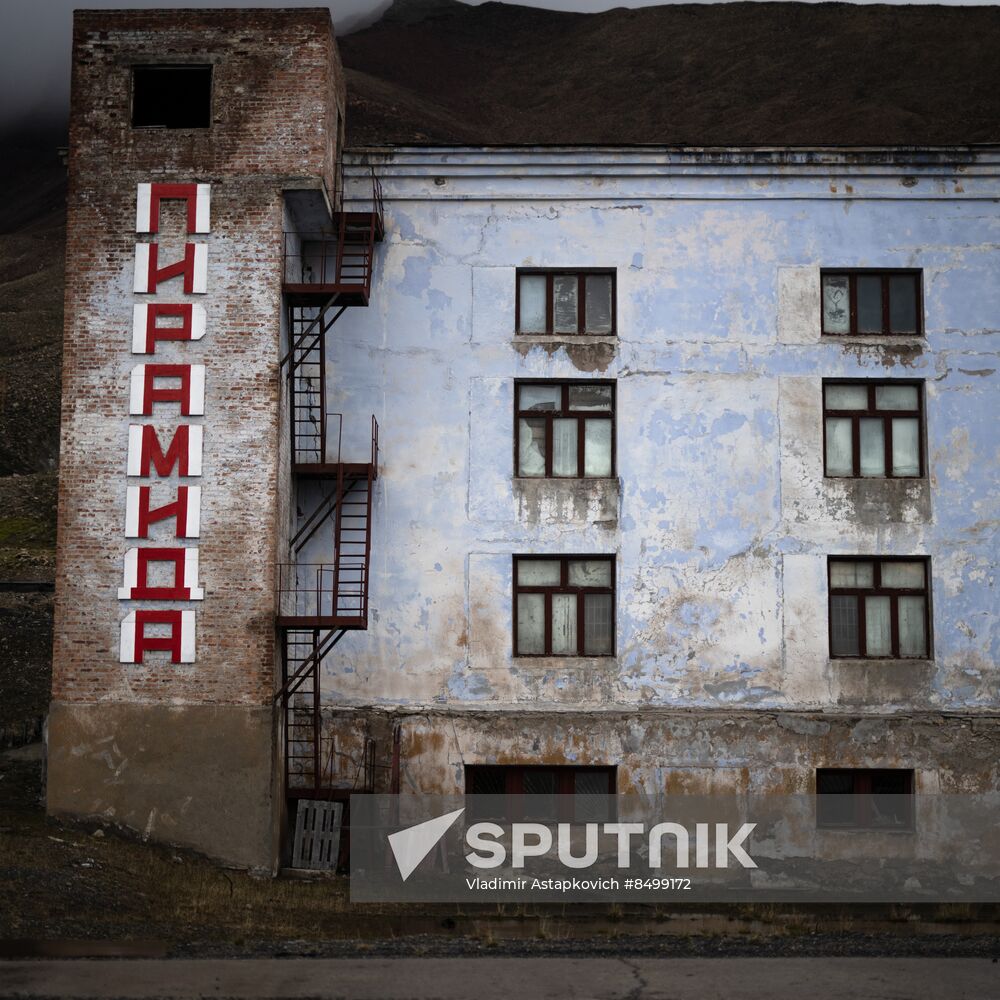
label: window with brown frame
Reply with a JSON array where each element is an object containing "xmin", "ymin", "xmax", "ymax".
[
  {"xmin": 816, "ymin": 769, "xmax": 914, "ymax": 830},
  {"xmin": 828, "ymin": 557, "xmax": 930, "ymax": 659},
  {"xmin": 823, "ymin": 381, "xmax": 924, "ymax": 478},
  {"xmin": 515, "ymin": 381, "xmax": 615, "ymax": 479},
  {"xmin": 466, "ymin": 765, "xmax": 616, "ymax": 822},
  {"xmin": 821, "ymin": 270, "xmax": 922, "ymax": 336},
  {"xmin": 514, "ymin": 555, "xmax": 615, "ymax": 657},
  {"xmin": 516, "ymin": 270, "xmax": 616, "ymax": 335}
]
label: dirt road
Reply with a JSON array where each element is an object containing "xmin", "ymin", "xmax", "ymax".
[{"xmin": 2, "ymin": 956, "xmax": 998, "ymax": 999}]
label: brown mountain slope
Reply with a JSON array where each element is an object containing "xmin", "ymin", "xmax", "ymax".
[
  {"xmin": 341, "ymin": 1, "xmax": 1000, "ymax": 146},
  {"xmin": 0, "ymin": 145, "xmax": 65, "ymax": 479},
  {"xmin": 0, "ymin": 144, "xmax": 62, "ymax": 731}
]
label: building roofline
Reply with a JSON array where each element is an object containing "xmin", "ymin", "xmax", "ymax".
[
  {"xmin": 347, "ymin": 144, "xmax": 1000, "ymax": 153},
  {"xmin": 344, "ymin": 144, "xmax": 1000, "ymax": 170},
  {"xmin": 340, "ymin": 144, "xmax": 1000, "ymax": 203}
]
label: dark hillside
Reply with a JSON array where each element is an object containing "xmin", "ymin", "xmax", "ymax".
[
  {"xmin": 0, "ymin": 139, "xmax": 63, "ymax": 738},
  {"xmin": 341, "ymin": 1, "xmax": 1000, "ymax": 145}
]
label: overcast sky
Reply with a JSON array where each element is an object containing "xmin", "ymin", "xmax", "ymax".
[{"xmin": 1, "ymin": 0, "xmax": 995, "ymax": 137}]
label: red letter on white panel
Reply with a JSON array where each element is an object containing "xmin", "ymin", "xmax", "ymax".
[
  {"xmin": 134, "ymin": 243, "xmax": 207, "ymax": 294},
  {"xmin": 129, "ymin": 364, "xmax": 205, "ymax": 416},
  {"xmin": 132, "ymin": 303, "xmax": 206, "ymax": 354},
  {"xmin": 127, "ymin": 424, "xmax": 203, "ymax": 478},
  {"xmin": 120, "ymin": 609, "xmax": 196, "ymax": 664},
  {"xmin": 125, "ymin": 485, "xmax": 201, "ymax": 538},
  {"xmin": 118, "ymin": 546, "xmax": 204, "ymax": 601},
  {"xmin": 136, "ymin": 182, "xmax": 210, "ymax": 235}
]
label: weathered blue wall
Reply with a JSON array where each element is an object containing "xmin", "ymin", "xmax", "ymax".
[{"xmin": 308, "ymin": 149, "xmax": 999, "ymax": 725}]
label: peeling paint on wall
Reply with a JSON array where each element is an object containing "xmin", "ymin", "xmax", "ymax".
[
  {"xmin": 295, "ymin": 147, "xmax": 1000, "ymax": 789},
  {"xmin": 309, "ymin": 150, "xmax": 1000, "ymax": 722}
]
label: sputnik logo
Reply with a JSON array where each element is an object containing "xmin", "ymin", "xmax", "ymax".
[
  {"xmin": 386, "ymin": 807, "xmax": 758, "ymax": 881},
  {"xmin": 388, "ymin": 808, "xmax": 465, "ymax": 881}
]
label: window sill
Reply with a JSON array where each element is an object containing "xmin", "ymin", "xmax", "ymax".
[
  {"xmin": 512, "ymin": 655, "xmax": 617, "ymax": 667},
  {"xmin": 820, "ymin": 334, "xmax": 925, "ymax": 346},
  {"xmin": 823, "ymin": 476, "xmax": 927, "ymax": 483},
  {"xmin": 828, "ymin": 658, "xmax": 933, "ymax": 668},
  {"xmin": 513, "ymin": 334, "xmax": 618, "ymax": 347},
  {"xmin": 513, "ymin": 476, "xmax": 618, "ymax": 483}
]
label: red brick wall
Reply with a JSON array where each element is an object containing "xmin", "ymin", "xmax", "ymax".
[{"xmin": 53, "ymin": 9, "xmax": 342, "ymax": 707}]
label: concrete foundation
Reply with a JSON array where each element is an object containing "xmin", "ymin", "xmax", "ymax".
[
  {"xmin": 313, "ymin": 708, "xmax": 1000, "ymax": 796},
  {"xmin": 47, "ymin": 702, "xmax": 278, "ymax": 869}
]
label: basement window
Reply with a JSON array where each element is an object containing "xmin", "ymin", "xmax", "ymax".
[
  {"xmin": 823, "ymin": 380, "xmax": 924, "ymax": 478},
  {"xmin": 828, "ymin": 557, "xmax": 930, "ymax": 659},
  {"xmin": 515, "ymin": 380, "xmax": 615, "ymax": 479},
  {"xmin": 517, "ymin": 270, "xmax": 616, "ymax": 335},
  {"xmin": 132, "ymin": 65, "xmax": 212, "ymax": 129},
  {"xmin": 816, "ymin": 768, "xmax": 914, "ymax": 830},
  {"xmin": 466, "ymin": 765, "xmax": 616, "ymax": 822},
  {"xmin": 821, "ymin": 270, "xmax": 922, "ymax": 336},
  {"xmin": 514, "ymin": 555, "xmax": 615, "ymax": 657}
]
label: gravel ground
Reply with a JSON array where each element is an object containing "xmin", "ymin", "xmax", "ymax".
[{"xmin": 4, "ymin": 745, "xmax": 999, "ymax": 961}]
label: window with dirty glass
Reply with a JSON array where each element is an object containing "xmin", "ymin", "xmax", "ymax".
[
  {"xmin": 823, "ymin": 380, "xmax": 923, "ymax": 478},
  {"xmin": 514, "ymin": 555, "xmax": 615, "ymax": 657},
  {"xmin": 828, "ymin": 557, "xmax": 930, "ymax": 659},
  {"xmin": 132, "ymin": 65, "xmax": 212, "ymax": 129},
  {"xmin": 816, "ymin": 769, "xmax": 914, "ymax": 830},
  {"xmin": 515, "ymin": 381, "xmax": 615, "ymax": 479},
  {"xmin": 516, "ymin": 270, "xmax": 615, "ymax": 335},
  {"xmin": 821, "ymin": 270, "xmax": 922, "ymax": 336},
  {"xmin": 466, "ymin": 765, "xmax": 616, "ymax": 822}
]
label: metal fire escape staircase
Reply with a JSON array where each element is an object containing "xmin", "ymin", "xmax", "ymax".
[{"xmin": 276, "ymin": 170, "xmax": 384, "ymax": 799}]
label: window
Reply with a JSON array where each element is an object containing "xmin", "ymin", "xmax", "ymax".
[
  {"xmin": 821, "ymin": 270, "xmax": 922, "ymax": 336},
  {"xmin": 466, "ymin": 765, "xmax": 616, "ymax": 822},
  {"xmin": 516, "ymin": 270, "xmax": 615, "ymax": 335},
  {"xmin": 515, "ymin": 381, "xmax": 615, "ymax": 479},
  {"xmin": 823, "ymin": 381, "xmax": 924, "ymax": 478},
  {"xmin": 828, "ymin": 557, "xmax": 930, "ymax": 659},
  {"xmin": 816, "ymin": 769, "xmax": 914, "ymax": 830},
  {"xmin": 514, "ymin": 555, "xmax": 615, "ymax": 657},
  {"xmin": 132, "ymin": 65, "xmax": 212, "ymax": 129}
]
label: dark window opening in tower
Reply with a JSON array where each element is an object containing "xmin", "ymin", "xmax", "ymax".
[{"xmin": 132, "ymin": 65, "xmax": 212, "ymax": 129}]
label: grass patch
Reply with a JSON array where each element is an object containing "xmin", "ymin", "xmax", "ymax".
[{"xmin": 0, "ymin": 516, "xmax": 54, "ymax": 548}]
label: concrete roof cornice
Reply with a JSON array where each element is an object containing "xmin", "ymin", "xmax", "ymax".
[{"xmin": 341, "ymin": 145, "xmax": 1000, "ymax": 204}]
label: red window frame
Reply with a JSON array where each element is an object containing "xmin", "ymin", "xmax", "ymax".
[
  {"xmin": 827, "ymin": 556, "xmax": 931, "ymax": 660},
  {"xmin": 816, "ymin": 768, "xmax": 915, "ymax": 830},
  {"xmin": 515, "ymin": 269, "xmax": 617, "ymax": 336},
  {"xmin": 822, "ymin": 380, "xmax": 925, "ymax": 479},
  {"xmin": 514, "ymin": 380, "xmax": 616, "ymax": 479},
  {"xmin": 513, "ymin": 554, "xmax": 616, "ymax": 658},
  {"xmin": 820, "ymin": 269, "xmax": 923, "ymax": 336}
]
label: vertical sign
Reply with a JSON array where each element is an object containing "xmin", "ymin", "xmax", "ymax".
[{"xmin": 120, "ymin": 183, "xmax": 210, "ymax": 664}]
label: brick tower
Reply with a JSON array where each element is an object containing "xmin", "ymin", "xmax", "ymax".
[{"xmin": 48, "ymin": 9, "xmax": 348, "ymax": 868}]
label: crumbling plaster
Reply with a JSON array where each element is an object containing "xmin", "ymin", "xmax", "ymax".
[
  {"xmin": 302, "ymin": 149, "xmax": 998, "ymax": 719},
  {"xmin": 316, "ymin": 707, "xmax": 1000, "ymax": 798}
]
